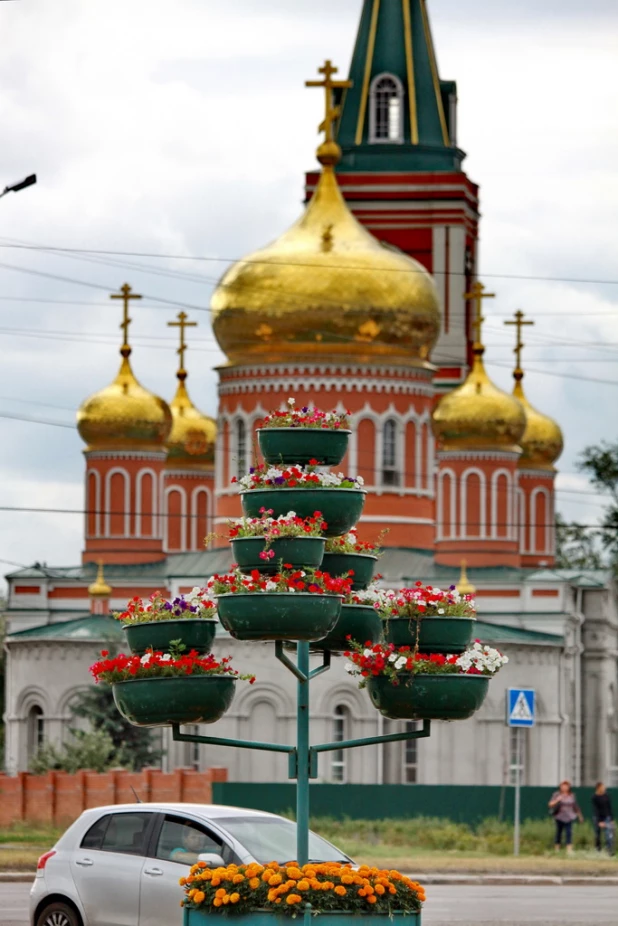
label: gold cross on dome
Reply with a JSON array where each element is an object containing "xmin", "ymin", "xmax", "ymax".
[
  {"xmin": 504, "ymin": 309, "xmax": 534, "ymax": 373},
  {"xmin": 305, "ymin": 59, "xmax": 352, "ymax": 144},
  {"xmin": 111, "ymin": 283, "xmax": 142, "ymax": 352},
  {"xmin": 464, "ymin": 281, "xmax": 495, "ymax": 346},
  {"xmin": 168, "ymin": 310, "xmax": 197, "ymax": 374}
]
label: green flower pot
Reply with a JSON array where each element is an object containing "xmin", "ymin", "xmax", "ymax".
[
  {"xmin": 241, "ymin": 489, "xmax": 365, "ymax": 537},
  {"xmin": 185, "ymin": 910, "xmax": 420, "ymax": 926},
  {"xmin": 230, "ymin": 536, "xmax": 326, "ymax": 575},
  {"xmin": 216, "ymin": 592, "xmax": 341, "ymax": 642},
  {"xmin": 257, "ymin": 427, "xmax": 351, "ymax": 466},
  {"xmin": 321, "ymin": 552, "xmax": 378, "ymax": 590},
  {"xmin": 383, "ymin": 617, "xmax": 476, "ymax": 655},
  {"xmin": 112, "ymin": 675, "xmax": 236, "ymax": 728},
  {"xmin": 367, "ymin": 673, "xmax": 490, "ymax": 721},
  {"xmin": 314, "ymin": 603, "xmax": 383, "ymax": 654},
  {"xmin": 123, "ymin": 618, "xmax": 217, "ymax": 656}
]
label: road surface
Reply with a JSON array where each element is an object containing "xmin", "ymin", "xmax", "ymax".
[{"xmin": 8, "ymin": 880, "xmax": 617, "ymax": 926}]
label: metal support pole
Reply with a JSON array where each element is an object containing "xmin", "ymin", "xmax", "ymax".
[
  {"xmin": 514, "ymin": 727, "xmax": 521, "ymax": 856},
  {"xmin": 296, "ymin": 641, "xmax": 310, "ymax": 865}
]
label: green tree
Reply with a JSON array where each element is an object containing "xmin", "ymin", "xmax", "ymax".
[
  {"xmin": 555, "ymin": 513, "xmax": 604, "ymax": 570},
  {"xmin": 0, "ymin": 613, "xmax": 5, "ymax": 765},
  {"xmin": 29, "ymin": 729, "xmax": 118, "ymax": 775},
  {"xmin": 578, "ymin": 440, "xmax": 618, "ymax": 573},
  {"xmin": 69, "ymin": 684, "xmax": 163, "ymax": 771}
]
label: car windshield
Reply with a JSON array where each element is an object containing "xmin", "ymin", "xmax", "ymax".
[{"xmin": 216, "ymin": 816, "xmax": 349, "ymax": 864}]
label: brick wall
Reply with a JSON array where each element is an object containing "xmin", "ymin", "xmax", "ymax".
[{"xmin": 0, "ymin": 767, "xmax": 228, "ymax": 827}]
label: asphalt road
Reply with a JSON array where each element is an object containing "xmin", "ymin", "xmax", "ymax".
[{"xmin": 8, "ymin": 881, "xmax": 618, "ymax": 926}]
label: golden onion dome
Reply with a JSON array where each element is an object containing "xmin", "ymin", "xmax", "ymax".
[
  {"xmin": 211, "ymin": 142, "xmax": 440, "ymax": 366},
  {"xmin": 167, "ymin": 375, "xmax": 216, "ymax": 469},
  {"xmin": 77, "ymin": 353, "xmax": 172, "ymax": 451},
  {"xmin": 88, "ymin": 561, "xmax": 112, "ymax": 598},
  {"xmin": 432, "ymin": 343, "xmax": 526, "ymax": 453},
  {"xmin": 513, "ymin": 376, "xmax": 563, "ymax": 470}
]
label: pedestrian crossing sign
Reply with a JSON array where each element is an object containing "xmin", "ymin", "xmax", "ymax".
[{"xmin": 507, "ymin": 688, "xmax": 535, "ymax": 727}]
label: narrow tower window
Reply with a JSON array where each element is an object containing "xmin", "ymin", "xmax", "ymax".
[
  {"xmin": 370, "ymin": 74, "xmax": 404, "ymax": 144},
  {"xmin": 235, "ymin": 419, "xmax": 247, "ymax": 478},
  {"xmin": 382, "ymin": 418, "xmax": 399, "ymax": 486},
  {"xmin": 26, "ymin": 704, "xmax": 44, "ymax": 761}
]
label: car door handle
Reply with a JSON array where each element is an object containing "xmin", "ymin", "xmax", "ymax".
[
  {"xmin": 143, "ymin": 867, "xmax": 164, "ymax": 876},
  {"xmin": 75, "ymin": 858, "xmax": 94, "ymax": 867}
]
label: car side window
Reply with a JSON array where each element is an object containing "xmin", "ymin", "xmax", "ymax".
[
  {"xmin": 80, "ymin": 814, "xmax": 111, "ymax": 849},
  {"xmin": 98, "ymin": 812, "xmax": 152, "ymax": 856},
  {"xmin": 155, "ymin": 816, "xmax": 224, "ymax": 866}
]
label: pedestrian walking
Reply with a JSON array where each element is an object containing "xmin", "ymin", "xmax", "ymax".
[
  {"xmin": 591, "ymin": 782, "xmax": 614, "ymax": 854},
  {"xmin": 548, "ymin": 780, "xmax": 583, "ymax": 853}
]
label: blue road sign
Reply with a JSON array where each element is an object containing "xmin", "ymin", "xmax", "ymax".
[{"xmin": 507, "ymin": 688, "xmax": 535, "ymax": 727}]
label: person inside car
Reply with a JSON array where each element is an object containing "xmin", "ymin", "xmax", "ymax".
[{"xmin": 169, "ymin": 826, "xmax": 207, "ymax": 865}]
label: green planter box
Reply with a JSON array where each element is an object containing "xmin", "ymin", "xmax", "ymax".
[
  {"xmin": 315, "ymin": 604, "xmax": 383, "ymax": 654},
  {"xmin": 112, "ymin": 675, "xmax": 236, "ymax": 727},
  {"xmin": 185, "ymin": 909, "xmax": 420, "ymax": 926},
  {"xmin": 257, "ymin": 427, "xmax": 351, "ymax": 466},
  {"xmin": 216, "ymin": 592, "xmax": 341, "ymax": 642},
  {"xmin": 230, "ymin": 536, "xmax": 326, "ymax": 574},
  {"xmin": 321, "ymin": 552, "xmax": 377, "ymax": 590},
  {"xmin": 241, "ymin": 489, "xmax": 365, "ymax": 537},
  {"xmin": 383, "ymin": 617, "xmax": 476, "ymax": 655},
  {"xmin": 367, "ymin": 674, "xmax": 490, "ymax": 721},
  {"xmin": 124, "ymin": 619, "xmax": 217, "ymax": 656}
]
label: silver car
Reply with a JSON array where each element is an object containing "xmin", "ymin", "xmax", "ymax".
[{"xmin": 30, "ymin": 802, "xmax": 352, "ymax": 926}]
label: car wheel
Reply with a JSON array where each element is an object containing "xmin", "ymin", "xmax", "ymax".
[{"xmin": 36, "ymin": 902, "xmax": 81, "ymax": 926}]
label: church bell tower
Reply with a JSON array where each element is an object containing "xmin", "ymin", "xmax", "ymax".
[{"xmin": 306, "ymin": 0, "xmax": 480, "ymax": 392}]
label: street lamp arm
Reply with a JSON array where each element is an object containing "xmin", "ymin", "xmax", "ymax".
[{"xmin": 0, "ymin": 174, "xmax": 37, "ymax": 199}]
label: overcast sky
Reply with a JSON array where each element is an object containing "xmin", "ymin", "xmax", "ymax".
[{"xmin": 0, "ymin": 0, "xmax": 616, "ymax": 575}]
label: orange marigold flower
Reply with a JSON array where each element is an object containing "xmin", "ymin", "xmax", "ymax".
[
  {"xmin": 341, "ymin": 874, "xmax": 354, "ymax": 885},
  {"xmin": 249, "ymin": 877, "xmax": 261, "ymax": 889},
  {"xmin": 269, "ymin": 874, "xmax": 283, "ymax": 886},
  {"xmin": 358, "ymin": 889, "xmax": 366, "ymax": 897},
  {"xmin": 262, "ymin": 869, "xmax": 275, "ymax": 882},
  {"xmin": 375, "ymin": 884, "xmax": 386, "ymax": 895},
  {"xmin": 367, "ymin": 894, "xmax": 377, "ymax": 904},
  {"xmin": 215, "ymin": 889, "xmax": 226, "ymax": 899},
  {"xmin": 213, "ymin": 898, "xmax": 223, "ymax": 908},
  {"xmin": 197, "ymin": 861, "xmax": 207, "ymax": 868},
  {"xmin": 334, "ymin": 885, "xmax": 347, "ymax": 897},
  {"xmin": 304, "ymin": 868, "xmax": 317, "ymax": 879},
  {"xmin": 297, "ymin": 880, "xmax": 310, "ymax": 891},
  {"xmin": 388, "ymin": 886, "xmax": 397, "ymax": 895},
  {"xmin": 193, "ymin": 891, "xmax": 205, "ymax": 904},
  {"xmin": 286, "ymin": 867, "xmax": 303, "ymax": 880},
  {"xmin": 286, "ymin": 894, "xmax": 302, "ymax": 905},
  {"xmin": 222, "ymin": 895, "xmax": 230, "ymax": 905},
  {"xmin": 275, "ymin": 898, "xmax": 282, "ymax": 904},
  {"xmin": 179, "ymin": 878, "xmax": 186, "ymax": 886},
  {"xmin": 211, "ymin": 877, "xmax": 221, "ymax": 887},
  {"xmin": 230, "ymin": 893, "xmax": 240, "ymax": 904},
  {"xmin": 233, "ymin": 874, "xmax": 245, "ymax": 884}
]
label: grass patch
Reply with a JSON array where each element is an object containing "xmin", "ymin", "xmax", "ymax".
[
  {"xmin": 311, "ymin": 815, "xmax": 606, "ymax": 856},
  {"xmin": 0, "ymin": 823, "xmax": 63, "ymax": 845}
]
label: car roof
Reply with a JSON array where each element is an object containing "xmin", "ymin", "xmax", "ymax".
[{"xmin": 77, "ymin": 803, "xmax": 283, "ymax": 820}]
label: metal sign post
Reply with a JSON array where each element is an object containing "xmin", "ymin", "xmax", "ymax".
[{"xmin": 507, "ymin": 687, "xmax": 535, "ymax": 857}]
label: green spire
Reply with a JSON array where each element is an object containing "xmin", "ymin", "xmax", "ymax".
[{"xmin": 335, "ymin": 0, "xmax": 464, "ymax": 172}]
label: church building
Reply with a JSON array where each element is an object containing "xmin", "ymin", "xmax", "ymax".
[{"xmin": 3, "ymin": 0, "xmax": 617, "ymax": 788}]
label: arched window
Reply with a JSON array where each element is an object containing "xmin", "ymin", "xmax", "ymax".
[
  {"xmin": 382, "ymin": 419, "xmax": 399, "ymax": 487},
  {"xmin": 370, "ymin": 74, "xmax": 403, "ymax": 144},
  {"xmin": 331, "ymin": 705, "xmax": 350, "ymax": 783},
  {"xmin": 235, "ymin": 419, "xmax": 247, "ymax": 478},
  {"xmin": 26, "ymin": 705, "xmax": 44, "ymax": 761}
]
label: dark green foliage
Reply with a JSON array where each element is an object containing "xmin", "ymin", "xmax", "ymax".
[
  {"xmin": 555, "ymin": 513, "xmax": 604, "ymax": 570},
  {"xmin": 577, "ymin": 440, "xmax": 618, "ymax": 573},
  {"xmin": 69, "ymin": 684, "xmax": 163, "ymax": 771}
]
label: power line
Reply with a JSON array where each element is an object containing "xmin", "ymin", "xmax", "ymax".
[{"xmin": 2, "ymin": 242, "xmax": 618, "ymax": 287}]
